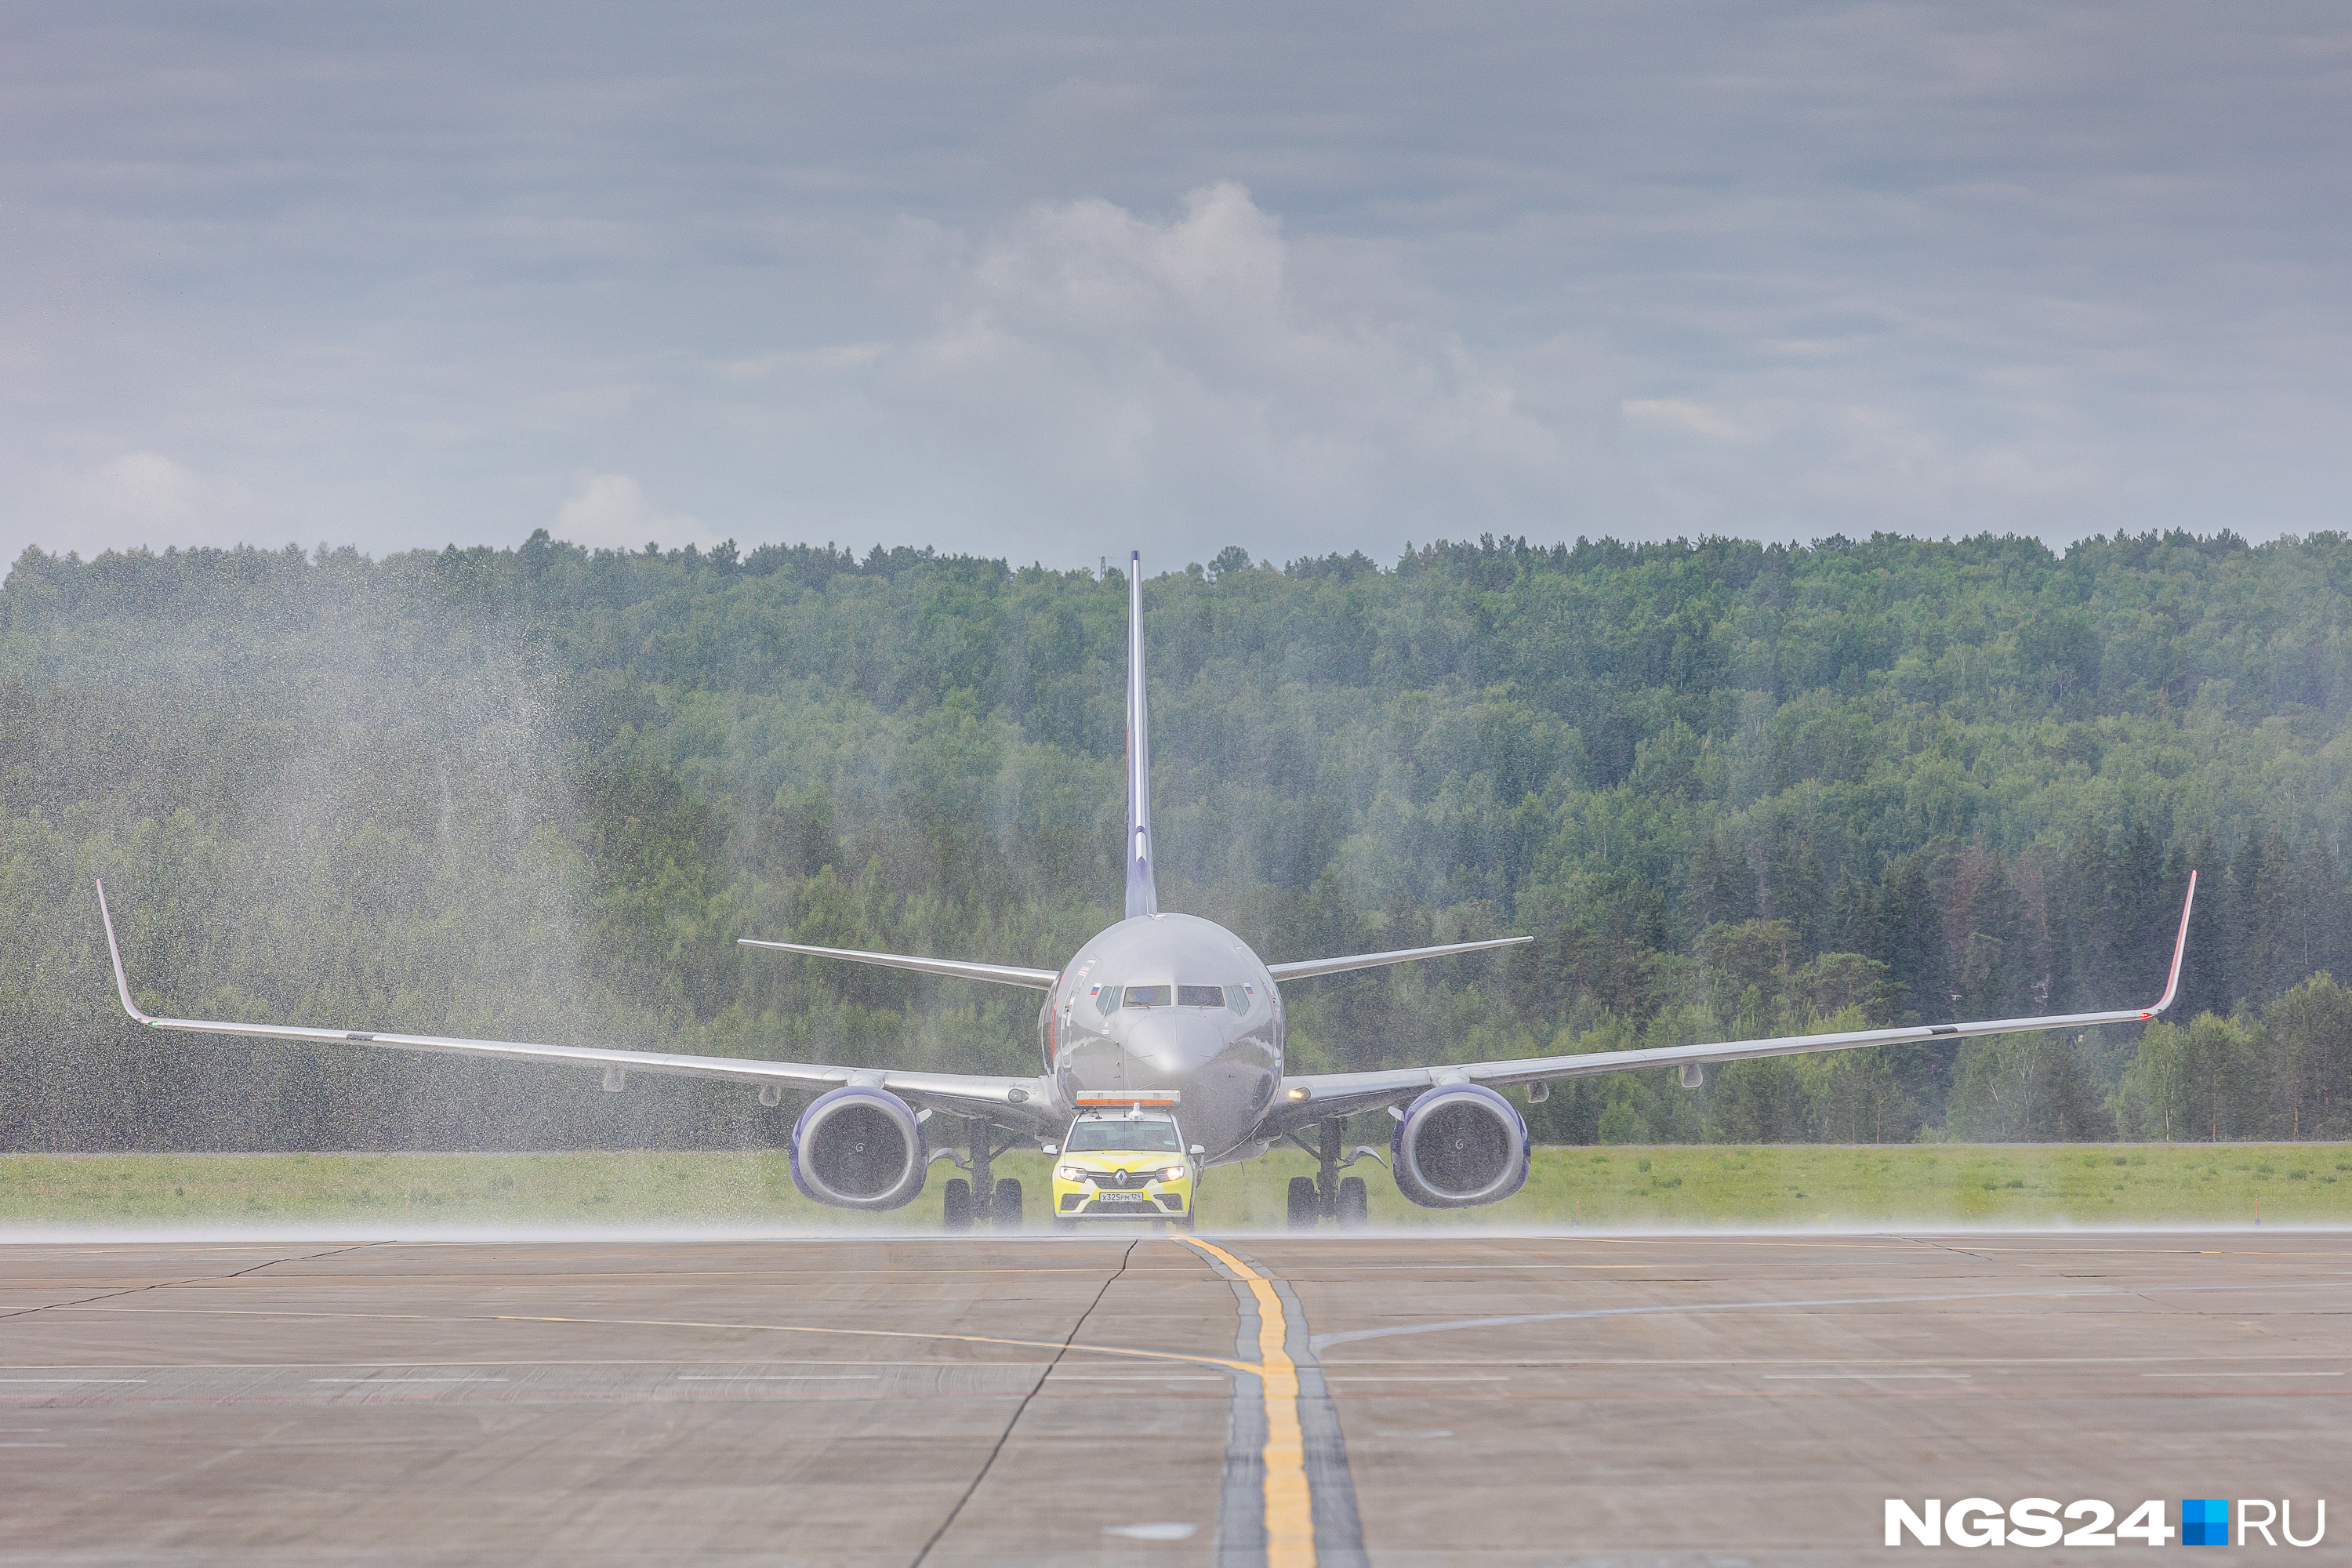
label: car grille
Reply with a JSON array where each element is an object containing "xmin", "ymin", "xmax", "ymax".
[{"xmin": 1080, "ymin": 1168, "xmax": 1160, "ymax": 1190}]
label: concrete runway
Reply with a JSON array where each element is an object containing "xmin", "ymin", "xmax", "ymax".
[{"xmin": 1, "ymin": 1230, "xmax": 2348, "ymax": 1565}]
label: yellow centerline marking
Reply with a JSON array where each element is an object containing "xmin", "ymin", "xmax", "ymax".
[
  {"xmin": 1177, "ymin": 1235, "xmax": 1315, "ymax": 1568},
  {"xmin": 42, "ymin": 1304, "xmax": 1254, "ymax": 1374}
]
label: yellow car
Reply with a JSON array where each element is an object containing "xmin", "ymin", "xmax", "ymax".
[{"xmin": 1047, "ymin": 1108, "xmax": 1200, "ymax": 1229}]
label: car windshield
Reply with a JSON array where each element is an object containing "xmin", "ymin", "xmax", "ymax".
[{"xmin": 1064, "ymin": 1118, "xmax": 1182, "ymax": 1153}]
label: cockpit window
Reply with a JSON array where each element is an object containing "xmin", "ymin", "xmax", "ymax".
[
  {"xmin": 1100, "ymin": 983, "xmax": 1244, "ymax": 1012},
  {"xmin": 1065, "ymin": 1116, "xmax": 1182, "ymax": 1152}
]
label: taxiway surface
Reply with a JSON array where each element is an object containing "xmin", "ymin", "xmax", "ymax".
[{"xmin": 1, "ymin": 1230, "xmax": 2347, "ymax": 1565}]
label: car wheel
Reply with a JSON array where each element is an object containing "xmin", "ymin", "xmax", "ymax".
[
  {"xmin": 943, "ymin": 1178, "xmax": 972, "ymax": 1231},
  {"xmin": 1337, "ymin": 1175, "xmax": 1369, "ymax": 1229},
  {"xmin": 1051, "ymin": 1218, "xmax": 1076, "ymax": 1233},
  {"xmin": 1286, "ymin": 1175, "xmax": 1319, "ymax": 1230}
]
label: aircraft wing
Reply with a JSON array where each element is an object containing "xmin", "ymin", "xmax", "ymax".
[
  {"xmin": 93, "ymin": 882, "xmax": 1059, "ymax": 1130},
  {"xmin": 1263, "ymin": 873, "xmax": 2198, "ymax": 1134},
  {"xmin": 735, "ymin": 938, "xmax": 1058, "ymax": 989},
  {"xmin": 1265, "ymin": 935, "xmax": 1530, "ymax": 982}
]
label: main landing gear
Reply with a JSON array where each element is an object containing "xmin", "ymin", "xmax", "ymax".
[
  {"xmin": 942, "ymin": 1116, "xmax": 1024, "ymax": 1230},
  {"xmin": 1285, "ymin": 1117, "xmax": 1377, "ymax": 1231}
]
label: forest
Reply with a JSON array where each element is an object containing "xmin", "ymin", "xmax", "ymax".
[{"xmin": 5, "ymin": 527, "xmax": 2351, "ymax": 1150}]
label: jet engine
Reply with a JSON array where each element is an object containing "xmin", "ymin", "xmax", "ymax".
[
  {"xmin": 788, "ymin": 1086, "xmax": 928, "ymax": 1210},
  {"xmin": 1390, "ymin": 1083, "xmax": 1530, "ymax": 1208}
]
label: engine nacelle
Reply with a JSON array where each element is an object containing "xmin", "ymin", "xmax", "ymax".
[
  {"xmin": 788, "ymin": 1086, "xmax": 928, "ymax": 1210},
  {"xmin": 1391, "ymin": 1083, "xmax": 1530, "ymax": 1208}
]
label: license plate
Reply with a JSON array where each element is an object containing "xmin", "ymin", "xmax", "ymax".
[{"xmin": 1093, "ymin": 1194, "xmax": 1151, "ymax": 1207}]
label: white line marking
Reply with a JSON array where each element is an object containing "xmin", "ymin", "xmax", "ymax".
[
  {"xmin": 0, "ymin": 1378, "xmax": 147, "ymax": 1385},
  {"xmin": 1312, "ymin": 1278, "xmax": 2352, "ymax": 1352},
  {"xmin": 0, "ymin": 1442, "xmax": 66, "ymax": 1447},
  {"xmin": 2144, "ymin": 1370, "xmax": 2345, "ymax": 1377},
  {"xmin": 1763, "ymin": 1373, "xmax": 1969, "ymax": 1380},
  {"xmin": 0, "ymin": 1359, "xmax": 986, "ymax": 1370},
  {"xmin": 309, "ymin": 1377, "xmax": 509, "ymax": 1384},
  {"xmin": 674, "ymin": 1374, "xmax": 880, "ymax": 1381},
  {"xmin": 1321, "ymin": 1354, "xmax": 2310, "ymax": 1368}
]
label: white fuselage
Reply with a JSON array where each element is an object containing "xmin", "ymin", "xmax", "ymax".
[{"xmin": 1038, "ymin": 913, "xmax": 1283, "ymax": 1160}]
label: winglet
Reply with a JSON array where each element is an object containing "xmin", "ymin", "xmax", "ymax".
[
  {"xmin": 93, "ymin": 879, "xmax": 155, "ymax": 1025},
  {"xmin": 2144, "ymin": 869, "xmax": 2198, "ymax": 1017},
  {"xmin": 1123, "ymin": 550, "xmax": 1159, "ymax": 919}
]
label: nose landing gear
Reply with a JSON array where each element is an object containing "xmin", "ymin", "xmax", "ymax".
[{"xmin": 1284, "ymin": 1118, "xmax": 1380, "ymax": 1230}]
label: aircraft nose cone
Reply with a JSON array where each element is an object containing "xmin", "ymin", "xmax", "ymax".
[{"xmin": 1120, "ymin": 1011, "xmax": 1228, "ymax": 1081}]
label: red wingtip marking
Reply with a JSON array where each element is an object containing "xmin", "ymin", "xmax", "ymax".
[{"xmin": 2150, "ymin": 869, "xmax": 2198, "ymax": 1015}]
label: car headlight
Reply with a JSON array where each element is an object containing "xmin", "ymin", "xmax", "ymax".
[
  {"xmin": 1162, "ymin": 1165, "xmax": 1188, "ymax": 1182},
  {"xmin": 1058, "ymin": 1164, "xmax": 1087, "ymax": 1182}
]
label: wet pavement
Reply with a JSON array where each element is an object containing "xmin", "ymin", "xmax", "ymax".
[{"xmin": 0, "ymin": 1230, "xmax": 2346, "ymax": 1564}]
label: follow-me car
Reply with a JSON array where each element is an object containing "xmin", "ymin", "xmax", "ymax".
[
  {"xmin": 1046, "ymin": 1098, "xmax": 1200, "ymax": 1229},
  {"xmin": 94, "ymin": 552, "xmax": 2198, "ymax": 1230}
]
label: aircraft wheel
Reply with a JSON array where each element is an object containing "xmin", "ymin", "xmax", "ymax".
[
  {"xmin": 943, "ymin": 1178, "xmax": 973, "ymax": 1231},
  {"xmin": 1286, "ymin": 1176, "xmax": 1319, "ymax": 1230},
  {"xmin": 1337, "ymin": 1176, "xmax": 1369, "ymax": 1229},
  {"xmin": 992, "ymin": 1178, "xmax": 1024, "ymax": 1228}
]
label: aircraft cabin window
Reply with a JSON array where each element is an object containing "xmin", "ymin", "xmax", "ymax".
[{"xmin": 1174, "ymin": 985, "xmax": 1225, "ymax": 1008}]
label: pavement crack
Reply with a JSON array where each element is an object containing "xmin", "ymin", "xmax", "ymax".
[
  {"xmin": 907, "ymin": 1238, "xmax": 1139, "ymax": 1568},
  {"xmin": 0, "ymin": 1242, "xmax": 381, "ymax": 1326},
  {"xmin": 1899, "ymin": 1233, "xmax": 1993, "ymax": 1263}
]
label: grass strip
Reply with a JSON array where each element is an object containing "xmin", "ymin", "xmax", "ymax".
[{"xmin": 0, "ymin": 1144, "xmax": 2347, "ymax": 1229}]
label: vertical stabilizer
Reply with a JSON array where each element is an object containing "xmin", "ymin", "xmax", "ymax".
[{"xmin": 1123, "ymin": 550, "xmax": 1160, "ymax": 918}]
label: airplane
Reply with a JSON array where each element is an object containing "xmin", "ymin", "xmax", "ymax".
[{"xmin": 93, "ymin": 550, "xmax": 2199, "ymax": 1230}]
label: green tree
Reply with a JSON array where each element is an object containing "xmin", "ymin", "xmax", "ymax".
[
  {"xmin": 2112, "ymin": 1015, "xmax": 2263, "ymax": 1142},
  {"xmin": 2257, "ymin": 974, "xmax": 2352, "ymax": 1140}
]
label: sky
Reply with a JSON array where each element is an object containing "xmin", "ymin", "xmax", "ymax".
[{"xmin": 5, "ymin": 2, "xmax": 2348, "ymax": 571}]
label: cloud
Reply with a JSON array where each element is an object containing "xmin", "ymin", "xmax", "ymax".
[
  {"xmin": 1624, "ymin": 395, "xmax": 2120, "ymax": 535},
  {"xmin": 31, "ymin": 452, "xmax": 253, "ymax": 557},
  {"xmin": 714, "ymin": 343, "xmax": 887, "ymax": 383},
  {"xmin": 551, "ymin": 474, "xmax": 720, "ymax": 554},
  {"xmin": 865, "ymin": 183, "xmax": 1644, "ymax": 560},
  {"xmin": 5, "ymin": 6, "xmax": 2349, "ymax": 561}
]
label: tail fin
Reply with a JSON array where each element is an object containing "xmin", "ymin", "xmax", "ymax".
[{"xmin": 1123, "ymin": 550, "xmax": 1159, "ymax": 918}]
